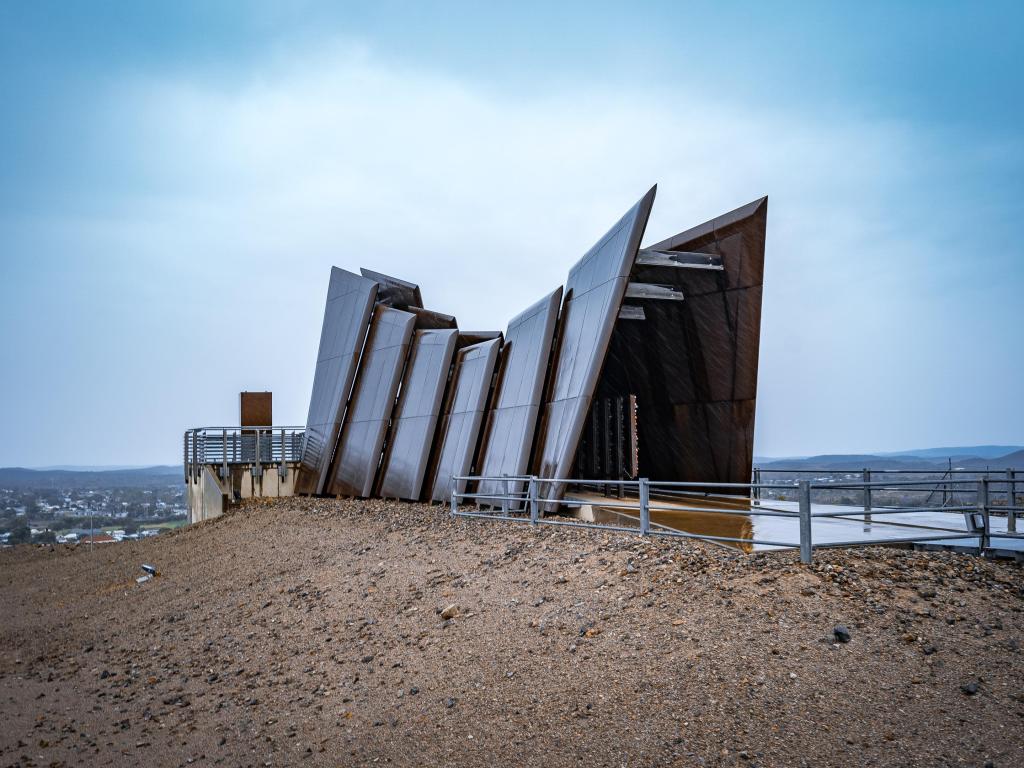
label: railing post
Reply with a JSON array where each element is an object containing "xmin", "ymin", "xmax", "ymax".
[
  {"xmin": 798, "ymin": 480, "xmax": 813, "ymax": 564},
  {"xmin": 501, "ymin": 475, "xmax": 509, "ymax": 516},
  {"xmin": 221, "ymin": 430, "xmax": 229, "ymax": 480},
  {"xmin": 279, "ymin": 428, "xmax": 287, "ymax": 479},
  {"xmin": 528, "ymin": 476, "xmax": 539, "ymax": 524},
  {"xmin": 450, "ymin": 487, "xmax": 458, "ymax": 517},
  {"xmin": 862, "ymin": 468, "xmax": 872, "ymax": 523},
  {"xmin": 192, "ymin": 430, "xmax": 199, "ymax": 482},
  {"xmin": 978, "ymin": 478, "xmax": 990, "ymax": 554},
  {"xmin": 1007, "ymin": 468, "xmax": 1016, "ymax": 534},
  {"xmin": 639, "ymin": 477, "xmax": 650, "ymax": 535},
  {"xmin": 753, "ymin": 467, "xmax": 761, "ymax": 507},
  {"xmin": 253, "ymin": 428, "xmax": 262, "ymax": 480}
]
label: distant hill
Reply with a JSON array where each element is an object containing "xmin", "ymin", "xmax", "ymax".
[
  {"xmin": 32, "ymin": 464, "xmax": 175, "ymax": 472},
  {"xmin": 758, "ymin": 448, "xmax": 1024, "ymax": 472},
  {"xmin": 0, "ymin": 466, "xmax": 183, "ymax": 489},
  {"xmin": 955, "ymin": 450, "xmax": 1024, "ymax": 471},
  {"xmin": 877, "ymin": 445, "xmax": 1023, "ymax": 460}
]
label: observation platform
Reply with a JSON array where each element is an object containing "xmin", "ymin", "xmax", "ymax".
[{"xmin": 184, "ymin": 426, "xmax": 304, "ymax": 523}]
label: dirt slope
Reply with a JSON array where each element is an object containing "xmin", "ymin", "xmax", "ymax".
[{"xmin": 1, "ymin": 498, "xmax": 1022, "ymax": 767}]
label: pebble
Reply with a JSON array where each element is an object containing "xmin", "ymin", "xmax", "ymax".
[{"xmin": 833, "ymin": 625, "xmax": 851, "ymax": 643}]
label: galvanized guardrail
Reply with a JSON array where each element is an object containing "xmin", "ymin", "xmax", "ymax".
[
  {"xmin": 183, "ymin": 426, "xmax": 305, "ymax": 482},
  {"xmin": 449, "ymin": 475, "xmax": 1023, "ymax": 563}
]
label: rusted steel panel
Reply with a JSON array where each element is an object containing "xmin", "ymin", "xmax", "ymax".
[
  {"xmin": 607, "ymin": 197, "xmax": 767, "ymax": 488},
  {"xmin": 377, "ymin": 328, "xmax": 459, "ymax": 500},
  {"xmin": 476, "ymin": 287, "xmax": 562, "ymax": 501},
  {"xmin": 327, "ymin": 305, "xmax": 416, "ymax": 497},
  {"xmin": 240, "ymin": 391, "xmax": 272, "ymax": 427},
  {"xmin": 533, "ymin": 188, "xmax": 656, "ymax": 503},
  {"xmin": 407, "ymin": 306, "xmax": 457, "ymax": 329},
  {"xmin": 427, "ymin": 337, "xmax": 502, "ymax": 503},
  {"xmin": 359, "ymin": 268, "xmax": 423, "ymax": 309},
  {"xmin": 296, "ymin": 268, "xmax": 378, "ymax": 495}
]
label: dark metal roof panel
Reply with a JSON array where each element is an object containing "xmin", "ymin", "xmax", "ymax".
[
  {"xmin": 427, "ymin": 337, "xmax": 502, "ymax": 503},
  {"xmin": 327, "ymin": 305, "xmax": 416, "ymax": 497},
  {"xmin": 296, "ymin": 268, "xmax": 378, "ymax": 495},
  {"xmin": 377, "ymin": 328, "xmax": 459, "ymax": 500}
]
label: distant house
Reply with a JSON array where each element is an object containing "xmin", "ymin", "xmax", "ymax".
[{"xmin": 79, "ymin": 534, "xmax": 117, "ymax": 545}]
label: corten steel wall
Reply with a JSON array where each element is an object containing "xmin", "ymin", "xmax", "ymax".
[
  {"xmin": 600, "ymin": 197, "xmax": 767, "ymax": 487},
  {"xmin": 475, "ymin": 288, "xmax": 562, "ymax": 499},
  {"xmin": 327, "ymin": 305, "xmax": 416, "ymax": 497},
  {"xmin": 240, "ymin": 392, "xmax": 272, "ymax": 427},
  {"xmin": 296, "ymin": 269, "xmax": 378, "ymax": 495},
  {"xmin": 377, "ymin": 328, "xmax": 459, "ymax": 500},
  {"xmin": 427, "ymin": 336, "xmax": 502, "ymax": 503},
  {"xmin": 533, "ymin": 188, "xmax": 656, "ymax": 501}
]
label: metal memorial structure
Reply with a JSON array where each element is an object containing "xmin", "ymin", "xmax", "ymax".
[{"xmin": 297, "ymin": 185, "xmax": 767, "ymax": 507}]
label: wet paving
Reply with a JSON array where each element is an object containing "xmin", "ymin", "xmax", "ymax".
[{"xmin": 568, "ymin": 491, "xmax": 1022, "ymax": 554}]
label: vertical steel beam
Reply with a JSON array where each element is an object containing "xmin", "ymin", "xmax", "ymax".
[
  {"xmin": 978, "ymin": 478, "xmax": 990, "ymax": 554},
  {"xmin": 799, "ymin": 480, "xmax": 813, "ymax": 564},
  {"xmin": 639, "ymin": 477, "xmax": 650, "ymax": 535},
  {"xmin": 1007, "ymin": 468, "xmax": 1016, "ymax": 533},
  {"xmin": 862, "ymin": 468, "xmax": 872, "ymax": 523},
  {"xmin": 279, "ymin": 429, "xmax": 287, "ymax": 479},
  {"xmin": 529, "ymin": 476, "xmax": 539, "ymax": 524}
]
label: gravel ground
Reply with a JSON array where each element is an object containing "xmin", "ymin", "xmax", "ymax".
[{"xmin": 1, "ymin": 497, "xmax": 1022, "ymax": 767}]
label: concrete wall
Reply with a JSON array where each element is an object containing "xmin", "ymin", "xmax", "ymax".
[{"xmin": 187, "ymin": 463, "xmax": 299, "ymax": 524}]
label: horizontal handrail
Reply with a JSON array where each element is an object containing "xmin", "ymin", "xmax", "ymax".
[
  {"xmin": 755, "ymin": 467, "xmax": 1014, "ymax": 474},
  {"xmin": 449, "ymin": 473, "xmax": 1017, "ymax": 564}
]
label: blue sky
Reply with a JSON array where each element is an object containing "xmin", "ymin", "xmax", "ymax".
[{"xmin": 1, "ymin": 1, "xmax": 1021, "ymax": 466}]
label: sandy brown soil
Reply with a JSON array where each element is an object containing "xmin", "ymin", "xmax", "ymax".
[{"xmin": 1, "ymin": 497, "xmax": 1022, "ymax": 767}]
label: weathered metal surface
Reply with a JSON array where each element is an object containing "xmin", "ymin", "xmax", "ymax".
[
  {"xmin": 624, "ymin": 282, "xmax": 684, "ymax": 301},
  {"xmin": 533, "ymin": 187, "xmax": 656, "ymax": 502},
  {"xmin": 298, "ymin": 187, "xmax": 766, "ymax": 509},
  {"xmin": 377, "ymin": 328, "xmax": 459, "ymax": 500},
  {"xmin": 240, "ymin": 392, "xmax": 272, "ymax": 427},
  {"xmin": 427, "ymin": 336, "xmax": 502, "ymax": 503},
  {"xmin": 601, "ymin": 196, "xmax": 767, "ymax": 489},
  {"xmin": 359, "ymin": 268, "xmax": 423, "ymax": 309},
  {"xmin": 407, "ymin": 306, "xmax": 457, "ymax": 329},
  {"xmin": 327, "ymin": 305, "xmax": 416, "ymax": 497},
  {"xmin": 296, "ymin": 268, "xmax": 378, "ymax": 495},
  {"xmin": 636, "ymin": 249, "xmax": 724, "ymax": 270},
  {"xmin": 476, "ymin": 287, "xmax": 562, "ymax": 500}
]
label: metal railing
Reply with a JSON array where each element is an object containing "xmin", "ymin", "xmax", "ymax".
[
  {"xmin": 749, "ymin": 466, "xmax": 1019, "ymax": 532},
  {"xmin": 183, "ymin": 426, "xmax": 305, "ymax": 481},
  {"xmin": 448, "ymin": 474, "xmax": 1023, "ymax": 563}
]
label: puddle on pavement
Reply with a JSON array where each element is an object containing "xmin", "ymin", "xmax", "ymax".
[{"xmin": 573, "ymin": 492, "xmax": 756, "ymax": 552}]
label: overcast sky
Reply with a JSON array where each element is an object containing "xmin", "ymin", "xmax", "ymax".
[{"xmin": 1, "ymin": 1, "xmax": 1021, "ymax": 466}]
